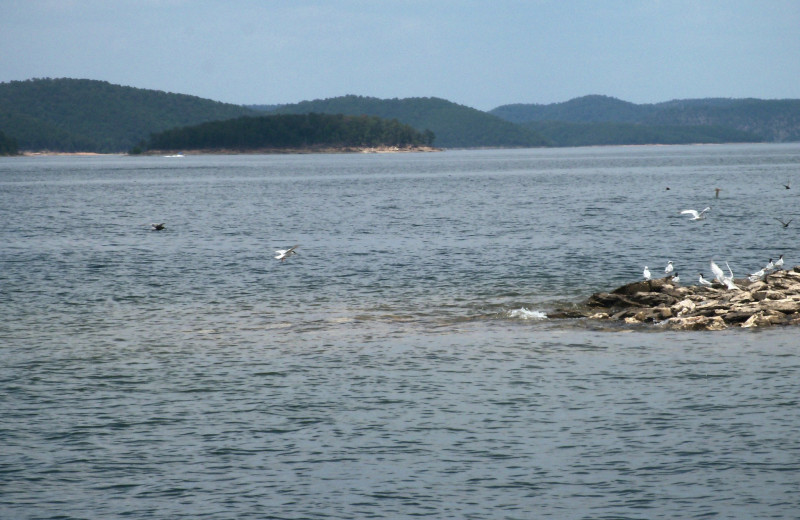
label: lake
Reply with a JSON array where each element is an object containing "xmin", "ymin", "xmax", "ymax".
[{"xmin": 2, "ymin": 144, "xmax": 800, "ymax": 519}]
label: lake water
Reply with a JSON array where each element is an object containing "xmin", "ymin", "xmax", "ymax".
[{"xmin": 2, "ymin": 144, "xmax": 800, "ymax": 519}]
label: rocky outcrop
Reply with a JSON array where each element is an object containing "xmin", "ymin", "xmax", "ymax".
[{"xmin": 559, "ymin": 266, "xmax": 800, "ymax": 330}]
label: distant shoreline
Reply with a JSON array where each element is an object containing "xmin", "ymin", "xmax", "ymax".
[
  {"xmin": 140, "ymin": 145, "xmax": 441, "ymax": 155},
  {"xmin": 19, "ymin": 145, "xmax": 441, "ymax": 157}
]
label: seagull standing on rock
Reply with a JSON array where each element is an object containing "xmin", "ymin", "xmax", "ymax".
[
  {"xmin": 665, "ymin": 261, "xmax": 674, "ymax": 275},
  {"xmin": 698, "ymin": 273, "xmax": 713, "ymax": 286},
  {"xmin": 643, "ymin": 266, "xmax": 652, "ymax": 281},
  {"xmin": 774, "ymin": 255, "xmax": 784, "ymax": 270}
]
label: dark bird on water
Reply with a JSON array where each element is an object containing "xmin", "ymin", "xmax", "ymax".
[
  {"xmin": 784, "ymin": 180, "xmax": 791, "ymax": 190},
  {"xmin": 774, "ymin": 217, "xmax": 793, "ymax": 228},
  {"xmin": 151, "ymin": 223, "xmax": 165, "ymax": 231}
]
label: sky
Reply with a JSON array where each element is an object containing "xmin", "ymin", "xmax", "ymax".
[{"xmin": 2, "ymin": 0, "xmax": 800, "ymax": 111}]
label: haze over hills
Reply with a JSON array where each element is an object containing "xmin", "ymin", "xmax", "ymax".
[
  {"xmin": 490, "ymin": 95, "xmax": 800, "ymax": 142},
  {"xmin": 0, "ymin": 78, "xmax": 797, "ymax": 153}
]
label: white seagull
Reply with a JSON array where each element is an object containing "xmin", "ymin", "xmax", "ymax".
[
  {"xmin": 765, "ymin": 258, "xmax": 774, "ymax": 271},
  {"xmin": 774, "ymin": 255, "xmax": 784, "ymax": 270},
  {"xmin": 665, "ymin": 261, "xmax": 674, "ymax": 275},
  {"xmin": 698, "ymin": 273, "xmax": 713, "ymax": 286},
  {"xmin": 275, "ymin": 244, "xmax": 299, "ymax": 261},
  {"xmin": 748, "ymin": 268, "xmax": 766, "ymax": 282},
  {"xmin": 681, "ymin": 207, "xmax": 711, "ymax": 221},
  {"xmin": 643, "ymin": 266, "xmax": 652, "ymax": 281},
  {"xmin": 710, "ymin": 260, "xmax": 725, "ymax": 283},
  {"xmin": 722, "ymin": 261, "xmax": 738, "ymax": 290},
  {"xmin": 671, "ymin": 272, "xmax": 680, "ymax": 284}
]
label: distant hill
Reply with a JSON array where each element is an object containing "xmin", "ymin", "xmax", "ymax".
[
  {"xmin": 490, "ymin": 95, "xmax": 800, "ymax": 142},
  {"xmin": 0, "ymin": 78, "xmax": 256, "ymax": 152},
  {"xmin": 266, "ymin": 95, "xmax": 551, "ymax": 148},
  {"xmin": 138, "ymin": 113, "xmax": 435, "ymax": 152},
  {"xmin": 1, "ymin": 78, "xmax": 795, "ymax": 153},
  {"xmin": 523, "ymin": 121, "xmax": 762, "ymax": 147},
  {"xmin": 0, "ymin": 129, "xmax": 18, "ymax": 155}
]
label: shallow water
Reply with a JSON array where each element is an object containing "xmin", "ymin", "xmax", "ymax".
[{"xmin": 2, "ymin": 145, "xmax": 800, "ymax": 519}]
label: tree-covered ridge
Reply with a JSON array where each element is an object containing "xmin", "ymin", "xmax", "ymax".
[
  {"xmin": 267, "ymin": 95, "xmax": 550, "ymax": 148},
  {"xmin": 0, "ymin": 78, "xmax": 256, "ymax": 152},
  {"xmin": 0, "ymin": 130, "xmax": 18, "ymax": 155},
  {"xmin": 525, "ymin": 121, "xmax": 762, "ymax": 147},
  {"xmin": 140, "ymin": 113, "xmax": 435, "ymax": 152},
  {"xmin": 490, "ymin": 95, "xmax": 800, "ymax": 142}
]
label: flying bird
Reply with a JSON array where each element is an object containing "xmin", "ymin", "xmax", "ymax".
[
  {"xmin": 722, "ymin": 261, "xmax": 738, "ymax": 290},
  {"xmin": 681, "ymin": 207, "xmax": 711, "ymax": 221},
  {"xmin": 275, "ymin": 244, "xmax": 299, "ymax": 262},
  {"xmin": 774, "ymin": 217, "xmax": 792, "ymax": 228},
  {"xmin": 151, "ymin": 223, "xmax": 165, "ymax": 231},
  {"xmin": 710, "ymin": 260, "xmax": 726, "ymax": 284},
  {"xmin": 665, "ymin": 261, "xmax": 674, "ymax": 275},
  {"xmin": 711, "ymin": 260, "xmax": 738, "ymax": 289},
  {"xmin": 643, "ymin": 266, "xmax": 652, "ymax": 281}
]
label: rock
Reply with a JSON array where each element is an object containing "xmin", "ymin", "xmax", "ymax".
[
  {"xmin": 567, "ymin": 265, "xmax": 800, "ymax": 330},
  {"xmin": 666, "ymin": 315, "xmax": 727, "ymax": 331},
  {"xmin": 761, "ymin": 299, "xmax": 800, "ymax": 314},
  {"xmin": 671, "ymin": 298, "xmax": 696, "ymax": 316}
]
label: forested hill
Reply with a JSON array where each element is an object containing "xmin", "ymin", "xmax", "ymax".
[
  {"xmin": 490, "ymin": 95, "xmax": 800, "ymax": 142},
  {"xmin": 138, "ymin": 113, "xmax": 435, "ymax": 153},
  {"xmin": 255, "ymin": 95, "xmax": 550, "ymax": 148},
  {"xmin": 0, "ymin": 78, "xmax": 255, "ymax": 152}
]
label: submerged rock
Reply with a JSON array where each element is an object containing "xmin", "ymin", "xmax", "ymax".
[{"xmin": 559, "ymin": 266, "xmax": 800, "ymax": 331}]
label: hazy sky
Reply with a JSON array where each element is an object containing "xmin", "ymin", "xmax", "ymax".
[{"xmin": 2, "ymin": 0, "xmax": 799, "ymax": 110}]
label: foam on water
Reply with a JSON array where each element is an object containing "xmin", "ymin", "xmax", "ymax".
[{"xmin": 507, "ymin": 307, "xmax": 548, "ymax": 320}]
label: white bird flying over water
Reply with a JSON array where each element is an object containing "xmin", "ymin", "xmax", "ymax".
[
  {"xmin": 275, "ymin": 244, "xmax": 299, "ymax": 261},
  {"xmin": 643, "ymin": 266, "xmax": 651, "ymax": 281},
  {"xmin": 665, "ymin": 261, "xmax": 674, "ymax": 274},
  {"xmin": 681, "ymin": 207, "xmax": 711, "ymax": 221},
  {"xmin": 698, "ymin": 273, "xmax": 713, "ymax": 286}
]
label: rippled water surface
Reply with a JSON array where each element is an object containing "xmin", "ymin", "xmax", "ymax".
[{"xmin": 2, "ymin": 145, "xmax": 800, "ymax": 519}]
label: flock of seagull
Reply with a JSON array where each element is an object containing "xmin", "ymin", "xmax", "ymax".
[
  {"xmin": 644, "ymin": 255, "xmax": 784, "ymax": 291},
  {"xmin": 642, "ymin": 184, "xmax": 791, "ymax": 291}
]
